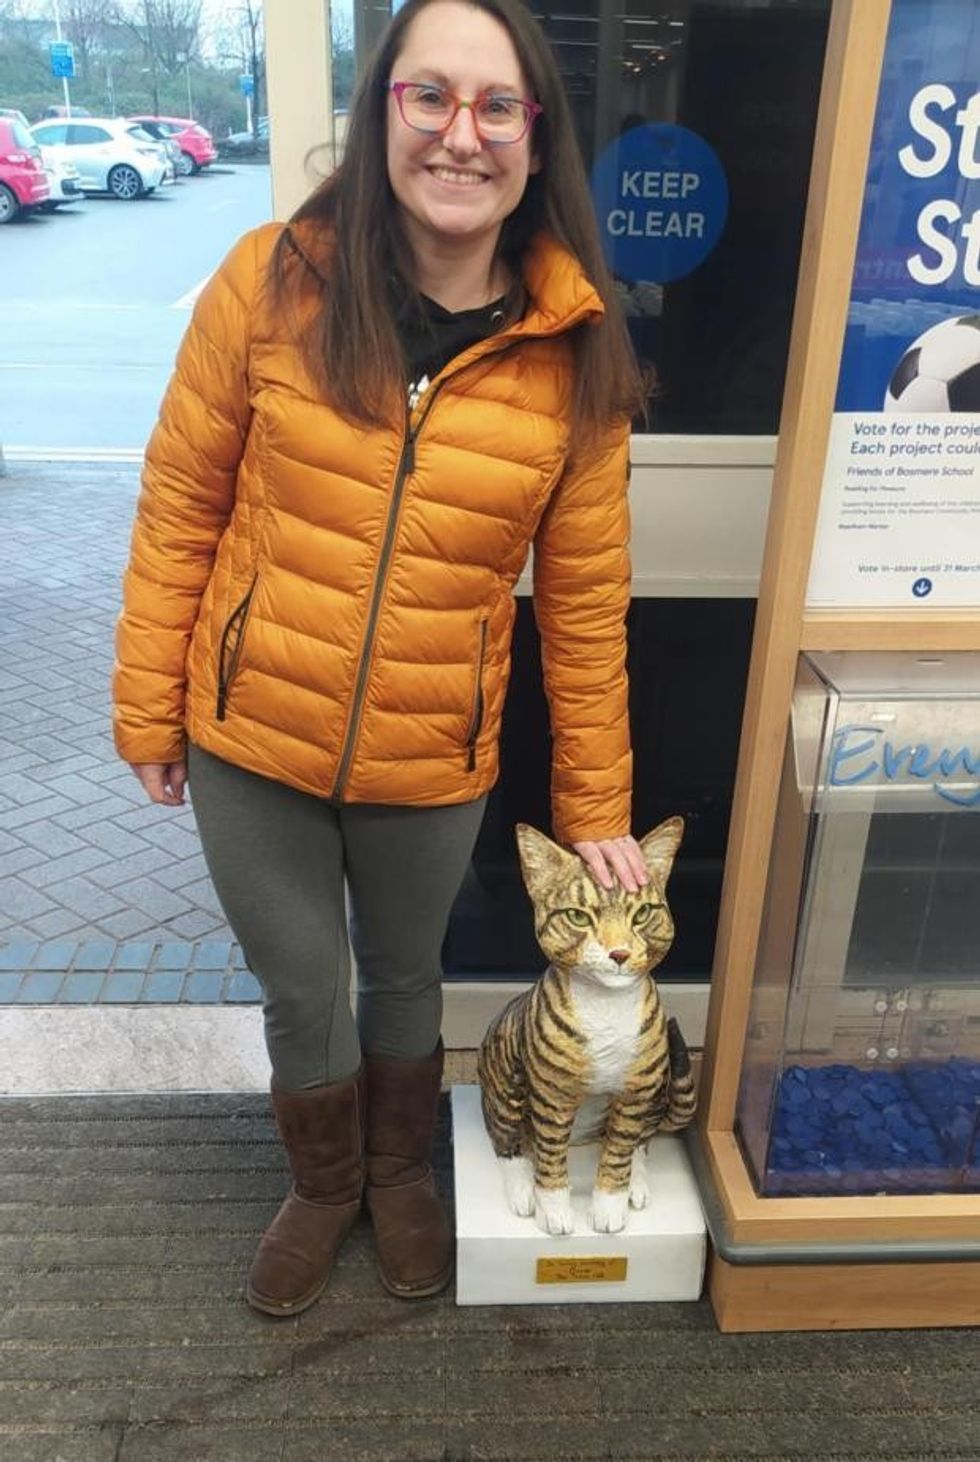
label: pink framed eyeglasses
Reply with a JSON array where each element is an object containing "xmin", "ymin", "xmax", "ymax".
[{"xmin": 388, "ymin": 80, "xmax": 542, "ymax": 144}]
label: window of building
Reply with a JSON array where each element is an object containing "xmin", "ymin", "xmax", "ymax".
[
  {"xmin": 537, "ymin": 1, "xmax": 831, "ymax": 432},
  {"xmin": 342, "ymin": 0, "xmax": 832, "ymax": 434},
  {"xmin": 443, "ymin": 597, "xmax": 756, "ymax": 982}
]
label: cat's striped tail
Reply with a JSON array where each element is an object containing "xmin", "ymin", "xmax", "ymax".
[{"xmin": 660, "ymin": 1016, "xmax": 697, "ymax": 1132}]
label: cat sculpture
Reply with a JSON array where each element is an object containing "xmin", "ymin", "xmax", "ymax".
[{"xmin": 478, "ymin": 818, "xmax": 696, "ymax": 1236}]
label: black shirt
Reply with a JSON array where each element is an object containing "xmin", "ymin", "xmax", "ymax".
[{"xmin": 397, "ymin": 292, "xmax": 509, "ymax": 407}]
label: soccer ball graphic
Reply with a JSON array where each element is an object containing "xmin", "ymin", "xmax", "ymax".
[{"xmin": 884, "ymin": 313, "xmax": 980, "ymax": 412}]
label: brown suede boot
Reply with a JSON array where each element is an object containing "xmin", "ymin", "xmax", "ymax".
[
  {"xmin": 246, "ymin": 1067, "xmax": 365, "ymax": 1317},
  {"xmin": 364, "ymin": 1041, "xmax": 452, "ymax": 1298}
]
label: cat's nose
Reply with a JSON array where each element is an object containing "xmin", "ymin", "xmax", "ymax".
[{"xmin": 608, "ymin": 949, "xmax": 630, "ymax": 965}]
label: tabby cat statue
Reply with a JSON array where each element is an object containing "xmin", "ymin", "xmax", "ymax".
[{"xmin": 478, "ymin": 818, "xmax": 696, "ymax": 1236}]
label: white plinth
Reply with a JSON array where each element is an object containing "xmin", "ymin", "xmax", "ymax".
[{"xmin": 451, "ymin": 1084, "xmax": 706, "ymax": 1306}]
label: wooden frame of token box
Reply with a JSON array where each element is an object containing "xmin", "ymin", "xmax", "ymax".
[{"xmin": 691, "ymin": 0, "xmax": 980, "ymax": 1332}]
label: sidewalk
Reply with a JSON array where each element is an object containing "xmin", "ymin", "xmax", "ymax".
[
  {"xmin": 0, "ymin": 460, "xmax": 253, "ymax": 1004},
  {"xmin": 0, "ymin": 459, "xmax": 505, "ymax": 1094}
]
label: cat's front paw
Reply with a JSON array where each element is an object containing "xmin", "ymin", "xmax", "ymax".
[
  {"xmin": 534, "ymin": 1185, "xmax": 574, "ymax": 1235},
  {"xmin": 628, "ymin": 1148, "xmax": 651, "ymax": 1210},
  {"xmin": 589, "ymin": 1187, "xmax": 629, "ymax": 1233},
  {"xmin": 499, "ymin": 1155, "xmax": 535, "ymax": 1217}
]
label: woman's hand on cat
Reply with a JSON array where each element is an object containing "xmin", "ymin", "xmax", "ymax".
[{"xmin": 571, "ymin": 835, "xmax": 648, "ymax": 892}]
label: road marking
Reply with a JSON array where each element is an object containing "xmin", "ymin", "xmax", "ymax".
[
  {"xmin": 1, "ymin": 301, "xmax": 149, "ymax": 312},
  {"xmin": 5, "ymin": 446, "xmax": 145, "ymax": 462},
  {"xmin": 0, "ymin": 362, "xmax": 158, "ymax": 371},
  {"xmin": 172, "ymin": 273, "xmax": 213, "ymax": 310},
  {"xmin": 63, "ymin": 303, "xmax": 147, "ymax": 311}
]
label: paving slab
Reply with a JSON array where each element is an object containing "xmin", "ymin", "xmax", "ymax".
[{"xmin": 0, "ymin": 463, "xmax": 235, "ymax": 982}]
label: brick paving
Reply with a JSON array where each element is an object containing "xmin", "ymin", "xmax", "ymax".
[
  {"xmin": 0, "ymin": 461, "xmax": 239, "ymax": 989},
  {"xmin": 0, "ymin": 936, "xmax": 261, "ymax": 1004}
]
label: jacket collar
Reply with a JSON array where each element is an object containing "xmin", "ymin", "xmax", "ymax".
[
  {"xmin": 519, "ymin": 231, "xmax": 605, "ymax": 337},
  {"xmin": 284, "ymin": 219, "xmax": 605, "ymax": 339}
]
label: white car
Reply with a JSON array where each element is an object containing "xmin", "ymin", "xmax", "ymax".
[
  {"xmin": 36, "ymin": 146, "xmax": 82, "ymax": 210},
  {"xmin": 29, "ymin": 117, "xmax": 168, "ymax": 200}
]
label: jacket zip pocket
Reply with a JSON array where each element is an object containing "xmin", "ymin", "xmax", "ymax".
[
  {"xmin": 464, "ymin": 619, "xmax": 488, "ymax": 772},
  {"xmin": 216, "ymin": 575, "xmax": 258, "ymax": 721}
]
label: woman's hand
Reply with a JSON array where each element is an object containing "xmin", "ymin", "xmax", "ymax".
[
  {"xmin": 571, "ymin": 835, "xmax": 648, "ymax": 893},
  {"xmin": 130, "ymin": 760, "xmax": 187, "ymax": 807}
]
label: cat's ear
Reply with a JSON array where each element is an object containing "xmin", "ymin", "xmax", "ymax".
[
  {"xmin": 515, "ymin": 824, "xmax": 578, "ymax": 897},
  {"xmin": 639, "ymin": 816, "xmax": 684, "ymax": 886}
]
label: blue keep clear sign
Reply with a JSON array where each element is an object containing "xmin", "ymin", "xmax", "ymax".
[{"xmin": 590, "ymin": 123, "xmax": 729, "ymax": 284}]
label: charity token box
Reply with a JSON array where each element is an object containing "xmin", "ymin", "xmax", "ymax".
[{"xmin": 735, "ymin": 652, "xmax": 980, "ymax": 1199}]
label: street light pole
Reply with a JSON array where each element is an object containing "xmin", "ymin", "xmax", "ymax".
[
  {"xmin": 52, "ymin": 0, "xmax": 72, "ymax": 118},
  {"xmin": 143, "ymin": 0, "xmax": 160, "ymax": 117},
  {"xmin": 176, "ymin": 51, "xmax": 194, "ymax": 118}
]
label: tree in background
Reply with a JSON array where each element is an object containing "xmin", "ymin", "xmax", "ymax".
[
  {"xmin": 141, "ymin": 0, "xmax": 201, "ymax": 77},
  {"xmin": 0, "ymin": 3, "xmax": 57, "ymax": 108},
  {"xmin": 60, "ymin": 0, "xmax": 105, "ymax": 77},
  {"xmin": 0, "ymin": 0, "xmax": 254, "ymax": 137},
  {"xmin": 114, "ymin": 1, "xmax": 202, "ymax": 116},
  {"xmin": 237, "ymin": 0, "xmax": 263, "ymax": 132},
  {"xmin": 331, "ymin": 6, "xmax": 354, "ymax": 112}
]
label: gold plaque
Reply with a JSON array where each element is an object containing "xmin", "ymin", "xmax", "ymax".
[{"xmin": 535, "ymin": 1256, "xmax": 628, "ymax": 1284}]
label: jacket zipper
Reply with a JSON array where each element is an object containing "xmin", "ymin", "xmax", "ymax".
[
  {"xmin": 464, "ymin": 619, "xmax": 488, "ymax": 772},
  {"xmin": 216, "ymin": 575, "xmax": 258, "ymax": 721},
  {"xmin": 331, "ymin": 389, "xmax": 443, "ymax": 798},
  {"xmin": 329, "ymin": 314, "xmax": 566, "ymax": 800}
]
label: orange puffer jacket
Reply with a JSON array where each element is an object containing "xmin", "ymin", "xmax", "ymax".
[{"xmin": 113, "ymin": 221, "xmax": 632, "ymax": 844}]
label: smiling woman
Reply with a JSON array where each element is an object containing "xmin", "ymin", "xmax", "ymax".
[
  {"xmin": 382, "ymin": 4, "xmax": 542, "ymax": 301},
  {"xmin": 114, "ymin": 0, "xmax": 645, "ymax": 1323},
  {"xmin": 277, "ymin": 0, "xmax": 643, "ymax": 438}
]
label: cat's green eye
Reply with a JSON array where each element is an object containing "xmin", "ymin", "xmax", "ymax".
[
  {"xmin": 632, "ymin": 902, "xmax": 662, "ymax": 927},
  {"xmin": 563, "ymin": 907, "xmax": 592, "ymax": 928}
]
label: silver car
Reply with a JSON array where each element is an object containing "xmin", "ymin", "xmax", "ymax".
[
  {"xmin": 36, "ymin": 146, "xmax": 83, "ymax": 210},
  {"xmin": 29, "ymin": 117, "xmax": 168, "ymax": 200}
]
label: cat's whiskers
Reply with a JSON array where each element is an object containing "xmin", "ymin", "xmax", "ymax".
[{"xmin": 570, "ymin": 959, "xmax": 647, "ymax": 991}]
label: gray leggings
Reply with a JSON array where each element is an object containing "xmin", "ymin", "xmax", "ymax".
[{"xmin": 187, "ymin": 744, "xmax": 486, "ymax": 1089}]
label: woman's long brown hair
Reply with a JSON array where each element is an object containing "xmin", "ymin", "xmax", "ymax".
[{"xmin": 271, "ymin": 0, "xmax": 645, "ymax": 439}]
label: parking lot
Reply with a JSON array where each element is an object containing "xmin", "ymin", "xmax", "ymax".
[{"xmin": 0, "ymin": 163, "xmax": 272, "ymax": 451}]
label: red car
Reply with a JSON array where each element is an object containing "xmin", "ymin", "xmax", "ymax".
[
  {"xmin": 0, "ymin": 117, "xmax": 49, "ymax": 223},
  {"xmin": 127, "ymin": 115, "xmax": 217, "ymax": 175}
]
